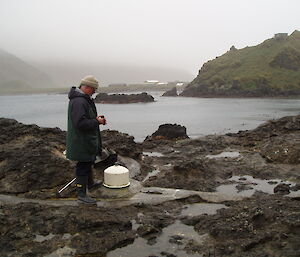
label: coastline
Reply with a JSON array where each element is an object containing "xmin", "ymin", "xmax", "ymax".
[{"xmin": 0, "ymin": 115, "xmax": 299, "ymax": 256}]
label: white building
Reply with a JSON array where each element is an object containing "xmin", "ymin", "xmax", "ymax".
[{"xmin": 144, "ymin": 80, "xmax": 159, "ymax": 84}]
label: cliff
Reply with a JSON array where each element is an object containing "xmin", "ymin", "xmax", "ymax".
[{"xmin": 181, "ymin": 30, "xmax": 300, "ymax": 97}]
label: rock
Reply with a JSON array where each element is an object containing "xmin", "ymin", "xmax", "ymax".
[
  {"xmin": 145, "ymin": 124, "xmax": 189, "ymax": 141},
  {"xmin": 162, "ymin": 87, "xmax": 178, "ymax": 97},
  {"xmin": 0, "ymin": 118, "xmax": 73, "ymax": 198},
  {"xmin": 0, "ymin": 118, "xmax": 142, "ymax": 198},
  {"xmin": 259, "ymin": 135, "xmax": 300, "ymax": 164},
  {"xmin": 101, "ymin": 130, "xmax": 142, "ymax": 159},
  {"xmin": 236, "ymin": 183, "xmax": 254, "ymax": 192},
  {"xmin": 94, "ymin": 92, "xmax": 154, "ymax": 104},
  {"xmin": 274, "ymin": 183, "xmax": 291, "ymax": 195}
]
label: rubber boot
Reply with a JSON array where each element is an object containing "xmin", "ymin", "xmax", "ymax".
[
  {"xmin": 88, "ymin": 170, "xmax": 101, "ymax": 190},
  {"xmin": 76, "ymin": 175, "xmax": 97, "ymax": 204}
]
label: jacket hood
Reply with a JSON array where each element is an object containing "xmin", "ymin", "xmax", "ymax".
[{"xmin": 68, "ymin": 86, "xmax": 90, "ymax": 100}]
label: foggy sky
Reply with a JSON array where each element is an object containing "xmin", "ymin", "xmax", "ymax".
[{"xmin": 0, "ymin": 0, "xmax": 299, "ymax": 77}]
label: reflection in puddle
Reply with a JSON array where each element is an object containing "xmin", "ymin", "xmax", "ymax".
[
  {"xmin": 143, "ymin": 151, "xmax": 164, "ymax": 157},
  {"xmin": 181, "ymin": 203, "xmax": 227, "ymax": 217},
  {"xmin": 206, "ymin": 151, "xmax": 240, "ymax": 159},
  {"xmin": 107, "ymin": 220, "xmax": 205, "ymax": 257},
  {"xmin": 217, "ymin": 175, "xmax": 300, "ymax": 197}
]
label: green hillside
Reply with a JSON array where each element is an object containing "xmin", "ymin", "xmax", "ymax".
[
  {"xmin": 181, "ymin": 30, "xmax": 300, "ymax": 97},
  {"xmin": 0, "ymin": 48, "xmax": 56, "ymax": 94}
]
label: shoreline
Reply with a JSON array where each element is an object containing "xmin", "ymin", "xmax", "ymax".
[{"xmin": 0, "ymin": 115, "xmax": 299, "ymax": 256}]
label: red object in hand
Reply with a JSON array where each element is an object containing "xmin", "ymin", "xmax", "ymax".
[{"xmin": 99, "ymin": 115, "xmax": 106, "ymax": 125}]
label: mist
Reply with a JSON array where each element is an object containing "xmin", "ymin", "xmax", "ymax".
[{"xmin": 0, "ymin": 0, "xmax": 299, "ymax": 85}]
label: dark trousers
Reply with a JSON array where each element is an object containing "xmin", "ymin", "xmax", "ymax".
[{"xmin": 76, "ymin": 161, "xmax": 93, "ymax": 176}]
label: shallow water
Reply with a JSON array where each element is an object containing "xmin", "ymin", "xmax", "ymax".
[
  {"xmin": 216, "ymin": 175, "xmax": 300, "ymax": 197},
  {"xmin": 143, "ymin": 151, "xmax": 164, "ymax": 157},
  {"xmin": 1, "ymin": 93, "xmax": 300, "ymax": 141},
  {"xmin": 107, "ymin": 220, "xmax": 205, "ymax": 257},
  {"xmin": 206, "ymin": 151, "xmax": 240, "ymax": 159},
  {"xmin": 181, "ymin": 203, "xmax": 227, "ymax": 217}
]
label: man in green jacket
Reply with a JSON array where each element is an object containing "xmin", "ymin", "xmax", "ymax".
[{"xmin": 66, "ymin": 75, "xmax": 106, "ymax": 204}]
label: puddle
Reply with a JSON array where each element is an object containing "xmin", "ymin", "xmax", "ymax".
[
  {"xmin": 131, "ymin": 219, "xmax": 140, "ymax": 230},
  {"xmin": 44, "ymin": 246, "xmax": 76, "ymax": 257},
  {"xmin": 143, "ymin": 151, "xmax": 164, "ymax": 157},
  {"xmin": 206, "ymin": 151, "xmax": 240, "ymax": 159},
  {"xmin": 142, "ymin": 169, "xmax": 161, "ymax": 182},
  {"xmin": 107, "ymin": 220, "xmax": 205, "ymax": 257},
  {"xmin": 181, "ymin": 203, "xmax": 227, "ymax": 217},
  {"xmin": 34, "ymin": 233, "xmax": 55, "ymax": 242},
  {"xmin": 34, "ymin": 233, "xmax": 72, "ymax": 243},
  {"xmin": 62, "ymin": 233, "xmax": 72, "ymax": 240},
  {"xmin": 217, "ymin": 175, "xmax": 300, "ymax": 197}
]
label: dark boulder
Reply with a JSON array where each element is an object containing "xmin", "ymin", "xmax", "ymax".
[
  {"xmin": 95, "ymin": 92, "xmax": 154, "ymax": 104},
  {"xmin": 162, "ymin": 87, "xmax": 178, "ymax": 97},
  {"xmin": 145, "ymin": 124, "xmax": 189, "ymax": 141},
  {"xmin": 274, "ymin": 183, "xmax": 291, "ymax": 195},
  {"xmin": 101, "ymin": 130, "xmax": 142, "ymax": 159}
]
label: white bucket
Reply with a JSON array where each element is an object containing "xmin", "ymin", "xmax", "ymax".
[{"xmin": 103, "ymin": 164, "xmax": 130, "ymax": 188}]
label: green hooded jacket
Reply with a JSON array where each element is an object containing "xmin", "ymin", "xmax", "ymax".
[{"xmin": 66, "ymin": 87, "xmax": 102, "ymax": 162}]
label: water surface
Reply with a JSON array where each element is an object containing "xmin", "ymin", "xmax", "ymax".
[{"xmin": 0, "ymin": 92, "xmax": 299, "ymax": 141}]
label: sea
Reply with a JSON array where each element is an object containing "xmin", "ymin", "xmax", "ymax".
[{"xmin": 0, "ymin": 91, "xmax": 299, "ymax": 142}]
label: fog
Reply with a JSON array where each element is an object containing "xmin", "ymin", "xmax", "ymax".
[{"xmin": 0, "ymin": 0, "xmax": 299, "ymax": 85}]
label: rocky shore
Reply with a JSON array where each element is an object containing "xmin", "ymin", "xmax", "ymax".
[
  {"xmin": 0, "ymin": 115, "xmax": 299, "ymax": 257},
  {"xmin": 94, "ymin": 92, "xmax": 155, "ymax": 104}
]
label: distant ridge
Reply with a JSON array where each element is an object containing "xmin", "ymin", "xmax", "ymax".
[
  {"xmin": 0, "ymin": 48, "xmax": 55, "ymax": 94},
  {"xmin": 181, "ymin": 30, "xmax": 300, "ymax": 97}
]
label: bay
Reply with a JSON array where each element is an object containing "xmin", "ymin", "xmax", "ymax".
[{"xmin": 0, "ymin": 91, "xmax": 299, "ymax": 142}]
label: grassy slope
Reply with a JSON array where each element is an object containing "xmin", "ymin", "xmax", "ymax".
[{"xmin": 187, "ymin": 30, "xmax": 300, "ymax": 94}]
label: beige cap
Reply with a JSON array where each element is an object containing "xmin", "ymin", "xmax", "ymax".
[{"xmin": 80, "ymin": 75, "xmax": 99, "ymax": 89}]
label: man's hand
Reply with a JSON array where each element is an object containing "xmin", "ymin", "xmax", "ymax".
[{"xmin": 96, "ymin": 115, "xmax": 107, "ymax": 125}]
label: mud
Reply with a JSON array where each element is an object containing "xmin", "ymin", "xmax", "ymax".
[{"xmin": 0, "ymin": 115, "xmax": 300, "ymax": 256}]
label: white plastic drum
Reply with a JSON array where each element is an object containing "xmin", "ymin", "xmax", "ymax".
[{"xmin": 103, "ymin": 164, "xmax": 130, "ymax": 188}]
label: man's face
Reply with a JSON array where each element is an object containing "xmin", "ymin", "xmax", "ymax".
[{"xmin": 84, "ymin": 85, "xmax": 96, "ymax": 96}]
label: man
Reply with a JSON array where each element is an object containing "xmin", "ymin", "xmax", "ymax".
[{"xmin": 66, "ymin": 75, "xmax": 106, "ymax": 204}]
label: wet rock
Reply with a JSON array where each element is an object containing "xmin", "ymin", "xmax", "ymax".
[
  {"xmin": 0, "ymin": 202, "xmax": 136, "ymax": 257},
  {"xmin": 101, "ymin": 130, "xmax": 142, "ymax": 159},
  {"xmin": 274, "ymin": 183, "xmax": 291, "ymax": 195},
  {"xmin": 145, "ymin": 124, "xmax": 189, "ymax": 141},
  {"xmin": 95, "ymin": 92, "xmax": 154, "ymax": 104},
  {"xmin": 162, "ymin": 87, "xmax": 178, "ymax": 97},
  {"xmin": 229, "ymin": 115, "xmax": 300, "ymax": 147},
  {"xmin": 0, "ymin": 118, "xmax": 73, "ymax": 198},
  {"xmin": 1, "ymin": 113, "xmax": 300, "ymax": 256},
  {"xmin": 291, "ymin": 184, "xmax": 300, "ymax": 191},
  {"xmin": 192, "ymin": 194, "xmax": 300, "ymax": 257},
  {"xmin": 259, "ymin": 134, "xmax": 300, "ymax": 164},
  {"xmin": 161, "ymin": 252, "xmax": 177, "ymax": 257},
  {"xmin": 236, "ymin": 183, "xmax": 254, "ymax": 192}
]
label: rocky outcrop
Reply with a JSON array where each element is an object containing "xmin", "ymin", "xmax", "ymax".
[
  {"xmin": 180, "ymin": 30, "xmax": 300, "ymax": 97},
  {"xmin": 145, "ymin": 123, "xmax": 189, "ymax": 141},
  {"xmin": 95, "ymin": 92, "xmax": 154, "ymax": 104},
  {"xmin": 0, "ymin": 118, "xmax": 72, "ymax": 198},
  {"xmin": 227, "ymin": 115, "xmax": 300, "ymax": 164},
  {"xmin": 161, "ymin": 87, "xmax": 178, "ymax": 96},
  {"xmin": 101, "ymin": 130, "xmax": 142, "ymax": 159},
  {"xmin": 0, "ymin": 118, "xmax": 141, "ymax": 198},
  {"xmin": 0, "ymin": 116, "xmax": 300, "ymax": 257}
]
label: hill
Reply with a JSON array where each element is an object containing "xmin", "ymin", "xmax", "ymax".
[
  {"xmin": 181, "ymin": 30, "xmax": 300, "ymax": 97},
  {"xmin": 0, "ymin": 48, "xmax": 56, "ymax": 94}
]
